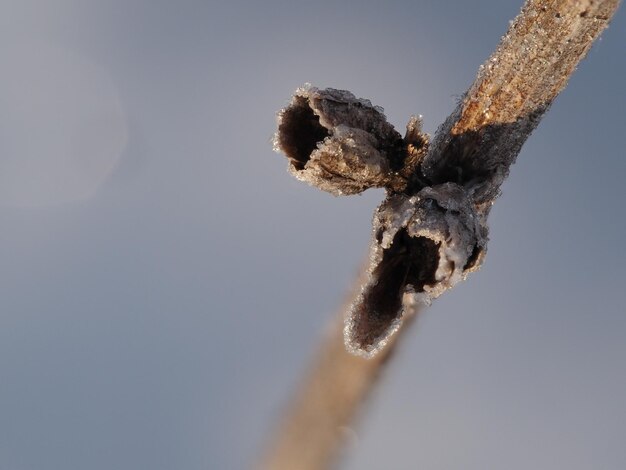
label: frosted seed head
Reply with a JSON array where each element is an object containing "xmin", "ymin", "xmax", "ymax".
[
  {"xmin": 345, "ymin": 183, "xmax": 488, "ymax": 357},
  {"xmin": 274, "ymin": 85, "xmax": 426, "ymax": 195}
]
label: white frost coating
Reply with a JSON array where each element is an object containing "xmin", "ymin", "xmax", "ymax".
[
  {"xmin": 376, "ymin": 195, "xmax": 417, "ymax": 248},
  {"xmin": 344, "ymin": 314, "xmax": 403, "ymax": 359},
  {"xmin": 344, "ymin": 288, "xmax": 430, "ymax": 359},
  {"xmin": 408, "ymin": 184, "xmax": 486, "ymax": 297}
]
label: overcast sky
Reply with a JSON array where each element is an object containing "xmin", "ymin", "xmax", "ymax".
[{"xmin": 0, "ymin": 1, "xmax": 624, "ymax": 469}]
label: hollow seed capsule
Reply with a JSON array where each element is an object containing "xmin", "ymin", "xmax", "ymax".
[{"xmin": 274, "ymin": 85, "xmax": 427, "ymax": 195}]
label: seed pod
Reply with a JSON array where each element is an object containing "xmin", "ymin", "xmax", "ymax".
[
  {"xmin": 345, "ymin": 183, "xmax": 488, "ymax": 357},
  {"xmin": 274, "ymin": 85, "xmax": 426, "ymax": 195}
]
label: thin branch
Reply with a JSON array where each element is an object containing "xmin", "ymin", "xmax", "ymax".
[
  {"xmin": 262, "ymin": 1, "xmax": 620, "ymax": 469},
  {"xmin": 260, "ymin": 276, "xmax": 421, "ymax": 470},
  {"xmin": 422, "ymin": 0, "xmax": 622, "ymax": 209}
]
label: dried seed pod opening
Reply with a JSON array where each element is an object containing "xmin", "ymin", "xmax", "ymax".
[
  {"xmin": 275, "ymin": 95, "xmax": 330, "ymax": 171},
  {"xmin": 345, "ymin": 183, "xmax": 488, "ymax": 357},
  {"xmin": 349, "ymin": 231, "xmax": 440, "ymax": 352},
  {"xmin": 274, "ymin": 85, "xmax": 418, "ymax": 195}
]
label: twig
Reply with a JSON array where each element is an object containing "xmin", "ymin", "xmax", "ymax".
[
  {"xmin": 262, "ymin": 1, "xmax": 620, "ymax": 469},
  {"xmin": 261, "ymin": 273, "xmax": 421, "ymax": 470}
]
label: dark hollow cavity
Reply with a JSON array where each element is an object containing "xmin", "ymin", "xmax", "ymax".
[
  {"xmin": 277, "ymin": 96, "xmax": 330, "ymax": 170},
  {"xmin": 354, "ymin": 229, "xmax": 440, "ymax": 349}
]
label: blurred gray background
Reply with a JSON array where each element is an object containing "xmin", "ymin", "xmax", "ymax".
[{"xmin": 0, "ymin": 1, "xmax": 624, "ymax": 469}]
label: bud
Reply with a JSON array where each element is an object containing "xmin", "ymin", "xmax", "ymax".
[
  {"xmin": 274, "ymin": 85, "xmax": 427, "ymax": 195},
  {"xmin": 345, "ymin": 183, "xmax": 488, "ymax": 356}
]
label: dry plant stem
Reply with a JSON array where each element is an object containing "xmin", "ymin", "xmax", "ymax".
[
  {"xmin": 261, "ymin": 288, "xmax": 420, "ymax": 470},
  {"xmin": 262, "ymin": 1, "xmax": 619, "ymax": 469},
  {"xmin": 422, "ymin": 0, "xmax": 622, "ymax": 210}
]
